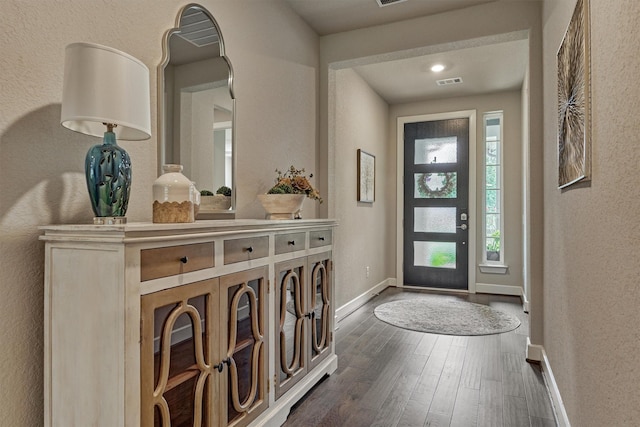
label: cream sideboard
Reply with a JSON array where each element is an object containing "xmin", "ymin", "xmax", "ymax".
[{"xmin": 41, "ymin": 219, "xmax": 337, "ymax": 427}]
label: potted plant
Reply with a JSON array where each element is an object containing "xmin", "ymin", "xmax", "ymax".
[
  {"xmin": 200, "ymin": 186, "xmax": 232, "ymax": 210},
  {"xmin": 258, "ymin": 166, "xmax": 322, "ymax": 219},
  {"xmin": 486, "ymin": 230, "xmax": 501, "ymax": 261}
]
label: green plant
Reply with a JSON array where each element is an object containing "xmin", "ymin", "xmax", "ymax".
[
  {"xmin": 200, "ymin": 189, "xmax": 214, "ymax": 196},
  {"xmin": 267, "ymin": 166, "xmax": 322, "ymax": 203},
  {"xmin": 216, "ymin": 186, "xmax": 232, "ymax": 197},
  {"xmin": 486, "ymin": 230, "xmax": 501, "ymax": 252}
]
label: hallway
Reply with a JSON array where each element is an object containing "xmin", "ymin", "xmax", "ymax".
[{"xmin": 284, "ymin": 288, "xmax": 556, "ymax": 426}]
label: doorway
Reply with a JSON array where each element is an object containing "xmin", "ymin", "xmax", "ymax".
[{"xmin": 397, "ymin": 111, "xmax": 477, "ymax": 292}]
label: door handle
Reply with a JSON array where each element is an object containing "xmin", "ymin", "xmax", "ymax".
[{"xmin": 456, "ymin": 224, "xmax": 468, "ymax": 230}]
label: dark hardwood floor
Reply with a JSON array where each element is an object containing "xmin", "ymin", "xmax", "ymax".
[{"xmin": 283, "ymin": 287, "xmax": 557, "ymax": 427}]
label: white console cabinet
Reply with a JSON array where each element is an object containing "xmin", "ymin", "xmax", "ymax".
[{"xmin": 41, "ymin": 219, "xmax": 337, "ymax": 427}]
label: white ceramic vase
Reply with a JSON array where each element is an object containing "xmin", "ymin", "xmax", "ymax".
[
  {"xmin": 257, "ymin": 194, "xmax": 305, "ymax": 220},
  {"xmin": 152, "ymin": 164, "xmax": 195, "ymax": 223}
]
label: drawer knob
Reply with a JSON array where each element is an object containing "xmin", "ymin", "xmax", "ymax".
[
  {"xmin": 180, "ymin": 256, "xmax": 189, "ymax": 264},
  {"xmin": 319, "ymin": 237, "xmax": 325, "ymax": 241},
  {"xmin": 245, "ymin": 246, "xmax": 254, "ymax": 253},
  {"xmin": 288, "ymin": 240, "xmax": 296, "ymax": 246}
]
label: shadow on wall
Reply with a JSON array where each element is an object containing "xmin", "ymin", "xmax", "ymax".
[
  {"xmin": 0, "ymin": 104, "xmax": 95, "ymax": 424},
  {"xmin": 0, "ymin": 103, "xmax": 94, "ymax": 226}
]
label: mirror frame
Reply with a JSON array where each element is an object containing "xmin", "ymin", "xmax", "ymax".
[{"xmin": 158, "ymin": 3, "xmax": 236, "ymax": 217}]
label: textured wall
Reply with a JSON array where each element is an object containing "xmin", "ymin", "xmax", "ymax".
[
  {"xmin": 0, "ymin": 1, "xmax": 318, "ymax": 425},
  {"xmin": 332, "ymin": 69, "xmax": 392, "ymax": 307},
  {"xmin": 390, "ymin": 91, "xmax": 523, "ymax": 290},
  {"xmin": 542, "ymin": 0, "xmax": 640, "ymax": 425}
]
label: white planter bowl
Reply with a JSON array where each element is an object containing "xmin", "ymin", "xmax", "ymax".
[{"xmin": 257, "ymin": 194, "xmax": 305, "ymax": 220}]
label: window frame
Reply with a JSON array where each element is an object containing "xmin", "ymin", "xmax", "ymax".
[{"xmin": 481, "ymin": 111, "xmax": 505, "ymax": 268}]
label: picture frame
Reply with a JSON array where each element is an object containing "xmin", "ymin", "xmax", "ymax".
[
  {"xmin": 557, "ymin": 0, "xmax": 591, "ymax": 189},
  {"xmin": 357, "ymin": 149, "xmax": 375, "ymax": 203}
]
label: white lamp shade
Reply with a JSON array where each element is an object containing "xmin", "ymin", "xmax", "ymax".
[{"xmin": 61, "ymin": 42, "xmax": 151, "ymax": 141}]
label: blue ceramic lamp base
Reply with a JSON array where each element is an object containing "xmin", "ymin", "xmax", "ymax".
[{"xmin": 85, "ymin": 130, "xmax": 131, "ymax": 223}]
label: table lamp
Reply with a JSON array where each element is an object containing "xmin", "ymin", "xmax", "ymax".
[{"xmin": 61, "ymin": 42, "xmax": 151, "ymax": 224}]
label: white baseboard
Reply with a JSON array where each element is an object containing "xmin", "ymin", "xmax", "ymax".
[
  {"xmin": 522, "ymin": 291, "xmax": 530, "ymax": 313},
  {"xmin": 335, "ymin": 278, "xmax": 394, "ymax": 323},
  {"xmin": 476, "ymin": 282, "xmax": 523, "ymax": 297},
  {"xmin": 526, "ymin": 337, "xmax": 543, "ymax": 362},
  {"xmin": 540, "ymin": 349, "xmax": 571, "ymax": 427},
  {"xmin": 527, "ymin": 339, "xmax": 571, "ymax": 426}
]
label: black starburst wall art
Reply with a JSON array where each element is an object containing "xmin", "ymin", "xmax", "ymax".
[{"xmin": 557, "ymin": 0, "xmax": 591, "ymax": 189}]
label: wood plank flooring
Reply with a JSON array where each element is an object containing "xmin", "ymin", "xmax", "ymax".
[{"xmin": 283, "ymin": 288, "xmax": 556, "ymax": 427}]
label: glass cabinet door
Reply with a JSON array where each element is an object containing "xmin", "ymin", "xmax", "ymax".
[
  {"xmin": 274, "ymin": 258, "xmax": 308, "ymax": 399},
  {"xmin": 140, "ymin": 278, "xmax": 220, "ymax": 427},
  {"xmin": 307, "ymin": 252, "xmax": 332, "ymax": 370},
  {"xmin": 219, "ymin": 266, "xmax": 269, "ymax": 427}
]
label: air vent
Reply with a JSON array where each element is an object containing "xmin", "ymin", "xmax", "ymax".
[
  {"xmin": 376, "ymin": 0, "xmax": 407, "ymax": 7},
  {"xmin": 436, "ymin": 77, "xmax": 464, "ymax": 86}
]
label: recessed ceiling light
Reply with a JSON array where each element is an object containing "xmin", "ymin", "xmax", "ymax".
[{"xmin": 431, "ymin": 64, "xmax": 445, "ymax": 73}]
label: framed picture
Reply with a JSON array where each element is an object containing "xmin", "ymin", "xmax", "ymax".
[
  {"xmin": 357, "ymin": 149, "xmax": 375, "ymax": 202},
  {"xmin": 557, "ymin": 0, "xmax": 591, "ymax": 189}
]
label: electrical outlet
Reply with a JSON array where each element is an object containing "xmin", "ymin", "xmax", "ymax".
[{"xmin": 366, "ymin": 266, "xmax": 370, "ymax": 278}]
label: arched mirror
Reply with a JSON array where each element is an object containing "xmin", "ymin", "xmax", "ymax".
[{"xmin": 159, "ymin": 3, "xmax": 235, "ymax": 216}]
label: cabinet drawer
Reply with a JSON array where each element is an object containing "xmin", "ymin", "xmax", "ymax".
[
  {"xmin": 275, "ymin": 232, "xmax": 306, "ymax": 255},
  {"xmin": 224, "ymin": 236, "xmax": 269, "ymax": 264},
  {"xmin": 140, "ymin": 242, "xmax": 214, "ymax": 281},
  {"xmin": 309, "ymin": 230, "xmax": 332, "ymax": 248}
]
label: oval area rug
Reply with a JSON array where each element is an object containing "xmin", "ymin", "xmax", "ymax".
[{"xmin": 373, "ymin": 297, "xmax": 520, "ymax": 336}]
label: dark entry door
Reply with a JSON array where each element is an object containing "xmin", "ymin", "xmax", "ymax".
[{"xmin": 403, "ymin": 118, "xmax": 469, "ymax": 289}]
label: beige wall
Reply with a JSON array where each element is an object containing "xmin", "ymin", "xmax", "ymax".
[
  {"xmin": 390, "ymin": 91, "xmax": 523, "ymax": 289},
  {"xmin": 0, "ymin": 0, "xmax": 318, "ymax": 425},
  {"xmin": 332, "ymin": 68, "xmax": 392, "ymax": 307},
  {"xmin": 542, "ymin": 0, "xmax": 640, "ymax": 425}
]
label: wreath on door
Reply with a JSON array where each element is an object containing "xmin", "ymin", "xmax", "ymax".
[{"xmin": 416, "ymin": 173, "xmax": 457, "ymax": 198}]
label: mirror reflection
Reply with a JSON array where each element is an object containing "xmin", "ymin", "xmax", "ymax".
[{"xmin": 159, "ymin": 4, "xmax": 235, "ymax": 214}]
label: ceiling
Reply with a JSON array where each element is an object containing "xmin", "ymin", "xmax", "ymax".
[{"xmin": 284, "ymin": 0, "xmax": 529, "ymax": 104}]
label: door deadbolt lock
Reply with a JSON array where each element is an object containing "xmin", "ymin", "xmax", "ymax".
[{"xmin": 460, "ymin": 213, "xmax": 468, "ymax": 221}]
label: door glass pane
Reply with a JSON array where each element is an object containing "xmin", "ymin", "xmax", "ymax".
[
  {"xmin": 486, "ymin": 189, "xmax": 500, "ymax": 213},
  {"xmin": 486, "ymin": 140, "xmax": 499, "ymax": 165},
  {"xmin": 486, "ymin": 119, "xmax": 501, "ymax": 139},
  {"xmin": 152, "ymin": 296, "xmax": 210, "ymax": 427},
  {"xmin": 414, "ymin": 137, "xmax": 457, "ymax": 164},
  {"xmin": 414, "ymin": 173, "xmax": 457, "ymax": 198},
  {"xmin": 485, "ymin": 213, "xmax": 500, "ymax": 235},
  {"xmin": 278, "ymin": 267, "xmax": 303, "ymax": 384},
  {"xmin": 414, "ymin": 207, "xmax": 456, "ymax": 233},
  {"xmin": 311, "ymin": 259, "xmax": 329, "ymax": 357},
  {"xmin": 486, "ymin": 166, "xmax": 500, "ymax": 189},
  {"xmin": 227, "ymin": 278, "xmax": 262, "ymax": 424},
  {"xmin": 414, "ymin": 241, "xmax": 456, "ymax": 269}
]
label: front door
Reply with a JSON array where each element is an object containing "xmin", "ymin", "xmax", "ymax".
[{"xmin": 403, "ymin": 118, "xmax": 469, "ymax": 289}]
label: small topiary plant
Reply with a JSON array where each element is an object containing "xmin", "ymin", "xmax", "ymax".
[
  {"xmin": 216, "ymin": 186, "xmax": 232, "ymax": 197},
  {"xmin": 267, "ymin": 183, "xmax": 294, "ymax": 195},
  {"xmin": 200, "ymin": 189, "xmax": 214, "ymax": 196}
]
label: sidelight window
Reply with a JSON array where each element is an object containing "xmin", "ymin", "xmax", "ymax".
[{"xmin": 483, "ymin": 112, "xmax": 504, "ymax": 264}]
